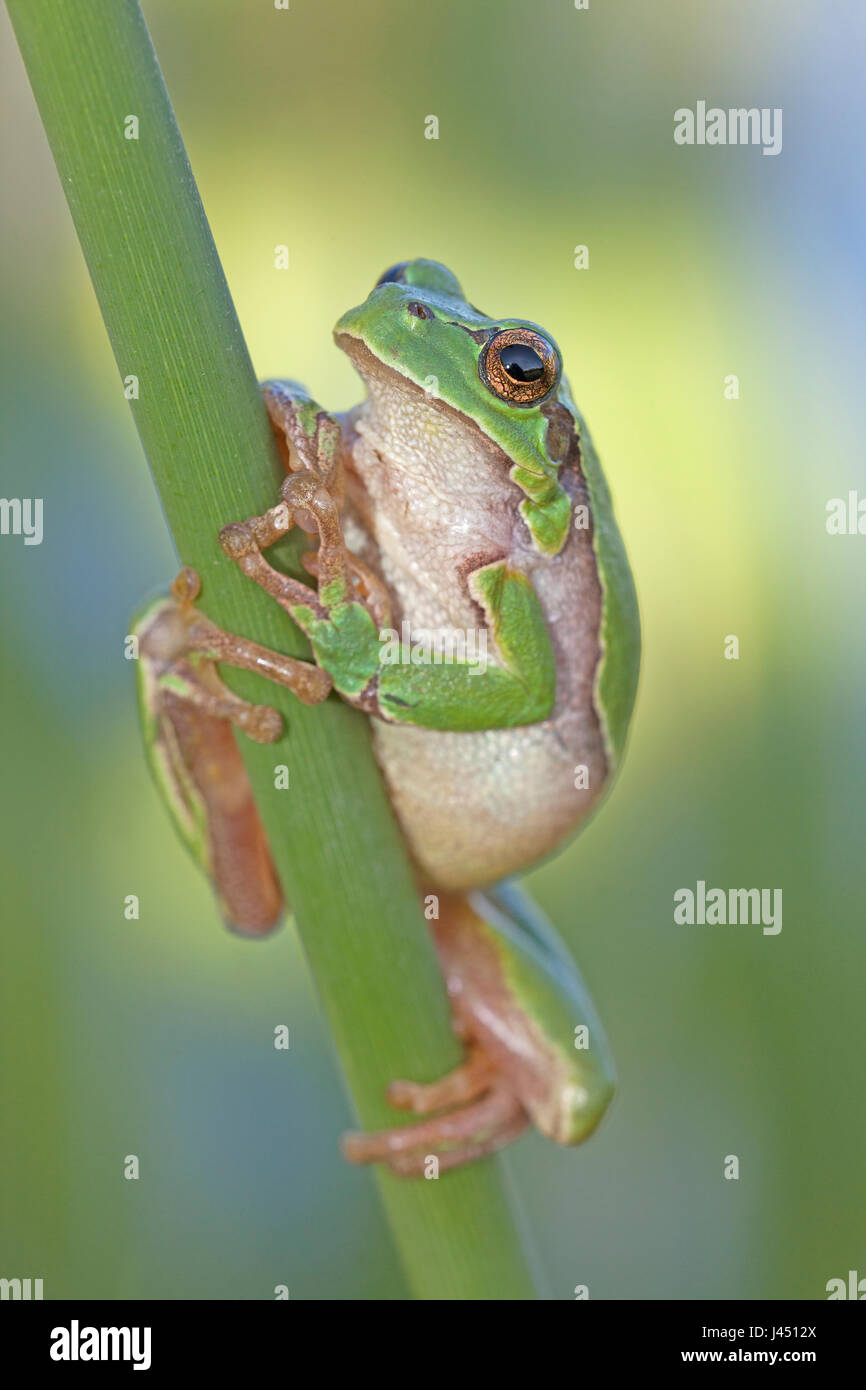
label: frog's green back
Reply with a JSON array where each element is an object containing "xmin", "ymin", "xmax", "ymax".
[
  {"xmin": 567, "ymin": 395, "xmax": 641, "ymax": 766},
  {"xmin": 471, "ymin": 882, "xmax": 616, "ymax": 1142}
]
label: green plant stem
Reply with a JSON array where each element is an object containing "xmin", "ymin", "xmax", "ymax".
[{"xmin": 7, "ymin": 0, "xmax": 540, "ymax": 1299}]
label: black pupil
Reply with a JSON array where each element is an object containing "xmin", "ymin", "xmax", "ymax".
[{"xmin": 500, "ymin": 342, "xmax": 544, "ymax": 382}]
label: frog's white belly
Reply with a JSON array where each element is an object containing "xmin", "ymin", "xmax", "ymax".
[
  {"xmin": 372, "ymin": 715, "xmax": 603, "ymax": 891},
  {"xmin": 343, "ymin": 377, "xmax": 608, "ymax": 890}
]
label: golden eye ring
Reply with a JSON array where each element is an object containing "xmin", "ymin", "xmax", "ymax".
[{"xmin": 479, "ymin": 328, "xmax": 559, "ymax": 406}]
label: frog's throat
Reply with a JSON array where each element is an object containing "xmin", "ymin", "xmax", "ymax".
[{"xmin": 336, "ymin": 333, "xmax": 571, "ymax": 557}]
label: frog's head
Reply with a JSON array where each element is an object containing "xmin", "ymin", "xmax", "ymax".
[{"xmin": 334, "ymin": 259, "xmax": 577, "ymax": 555}]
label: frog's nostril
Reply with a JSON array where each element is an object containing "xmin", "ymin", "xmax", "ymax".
[{"xmin": 407, "ymin": 301, "xmax": 432, "ymax": 320}]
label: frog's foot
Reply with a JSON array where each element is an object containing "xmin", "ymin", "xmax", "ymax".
[
  {"xmin": 219, "ymin": 469, "xmax": 389, "ymax": 630},
  {"xmin": 262, "ymin": 378, "xmax": 343, "ymax": 490},
  {"xmin": 300, "ymin": 538, "xmax": 391, "ymax": 631},
  {"xmin": 384, "ymin": 1044, "xmax": 495, "ymax": 1112},
  {"xmin": 219, "ymin": 381, "xmax": 390, "ymax": 633},
  {"xmin": 162, "ymin": 566, "xmax": 332, "ymax": 717},
  {"xmin": 386, "ymin": 1104, "xmax": 529, "ymax": 1178},
  {"xmin": 340, "ymin": 1053, "xmax": 530, "ymax": 1177}
]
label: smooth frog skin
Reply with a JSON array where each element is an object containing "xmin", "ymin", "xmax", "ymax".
[
  {"xmin": 133, "ymin": 260, "xmax": 640, "ymax": 1175},
  {"xmin": 331, "ymin": 260, "xmax": 639, "ymax": 888}
]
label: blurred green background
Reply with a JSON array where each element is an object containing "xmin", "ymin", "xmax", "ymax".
[{"xmin": 1, "ymin": 0, "xmax": 864, "ymax": 1299}]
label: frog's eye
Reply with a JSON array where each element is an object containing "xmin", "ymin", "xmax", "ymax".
[{"xmin": 479, "ymin": 328, "xmax": 559, "ymax": 406}]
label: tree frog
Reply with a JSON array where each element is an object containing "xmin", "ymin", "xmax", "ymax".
[{"xmin": 133, "ymin": 260, "xmax": 640, "ymax": 1177}]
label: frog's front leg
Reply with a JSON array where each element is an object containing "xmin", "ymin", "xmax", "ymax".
[{"xmin": 219, "ymin": 464, "xmax": 556, "ymax": 733}]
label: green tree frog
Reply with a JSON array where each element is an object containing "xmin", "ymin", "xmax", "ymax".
[{"xmin": 133, "ymin": 260, "xmax": 640, "ymax": 1177}]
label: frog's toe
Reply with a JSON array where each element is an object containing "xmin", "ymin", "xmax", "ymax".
[
  {"xmin": 384, "ymin": 1046, "xmax": 495, "ymax": 1114},
  {"xmin": 218, "ymin": 521, "xmax": 259, "ymax": 560},
  {"xmin": 340, "ymin": 1084, "xmax": 527, "ymax": 1175},
  {"xmin": 384, "ymin": 1110, "xmax": 530, "ymax": 1177},
  {"xmin": 280, "ymin": 470, "xmax": 332, "ymax": 523},
  {"xmin": 234, "ymin": 702, "xmax": 283, "ymax": 743},
  {"xmin": 170, "ymin": 565, "xmax": 201, "ymax": 605}
]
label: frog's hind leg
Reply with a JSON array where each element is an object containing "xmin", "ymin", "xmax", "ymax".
[
  {"xmin": 154, "ymin": 698, "xmax": 283, "ymax": 935},
  {"xmin": 385, "ymin": 1107, "xmax": 530, "ymax": 1178},
  {"xmin": 339, "ymin": 893, "xmax": 537, "ymax": 1176},
  {"xmin": 340, "ymin": 885, "xmax": 616, "ymax": 1175},
  {"xmin": 340, "ymin": 1084, "xmax": 528, "ymax": 1177},
  {"xmin": 384, "ymin": 1045, "xmax": 495, "ymax": 1114},
  {"xmin": 133, "ymin": 568, "xmax": 332, "ymax": 934}
]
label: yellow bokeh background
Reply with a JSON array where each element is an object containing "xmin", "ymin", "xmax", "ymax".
[{"xmin": 1, "ymin": 0, "xmax": 863, "ymax": 1298}]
